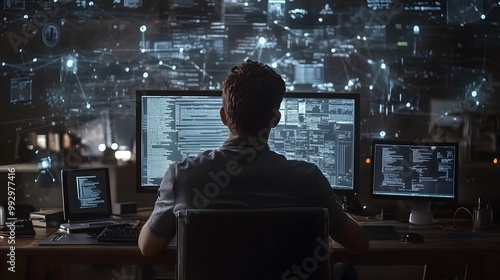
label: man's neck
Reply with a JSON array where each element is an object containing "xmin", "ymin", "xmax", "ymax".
[{"xmin": 228, "ymin": 131, "xmax": 270, "ymax": 144}]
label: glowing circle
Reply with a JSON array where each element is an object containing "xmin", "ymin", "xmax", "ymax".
[
  {"xmin": 258, "ymin": 37, "xmax": 267, "ymax": 45},
  {"xmin": 98, "ymin": 144, "xmax": 106, "ymax": 152}
]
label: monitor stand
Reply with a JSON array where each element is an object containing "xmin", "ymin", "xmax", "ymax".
[{"xmin": 408, "ymin": 201, "xmax": 434, "ymax": 225}]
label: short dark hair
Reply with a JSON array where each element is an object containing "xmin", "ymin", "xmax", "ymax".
[{"xmin": 222, "ymin": 60, "xmax": 286, "ymax": 136}]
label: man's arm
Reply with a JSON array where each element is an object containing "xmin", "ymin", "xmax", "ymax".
[
  {"xmin": 138, "ymin": 219, "xmax": 171, "ymax": 256},
  {"xmin": 331, "ymin": 216, "xmax": 369, "ymax": 255}
]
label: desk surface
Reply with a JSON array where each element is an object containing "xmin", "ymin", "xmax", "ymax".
[
  {"xmin": 3, "ymin": 217, "xmax": 499, "ymax": 257},
  {"xmin": 337, "ymin": 216, "xmax": 500, "ymax": 263},
  {"xmin": 2, "ymin": 216, "xmax": 500, "ymax": 280}
]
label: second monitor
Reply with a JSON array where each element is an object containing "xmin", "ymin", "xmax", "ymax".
[{"xmin": 371, "ymin": 140, "xmax": 459, "ymax": 225}]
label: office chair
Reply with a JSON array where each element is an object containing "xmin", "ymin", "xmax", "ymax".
[{"xmin": 176, "ymin": 207, "xmax": 331, "ymax": 280}]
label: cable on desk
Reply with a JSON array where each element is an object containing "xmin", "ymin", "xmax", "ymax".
[{"xmin": 442, "ymin": 207, "xmax": 473, "ymax": 231}]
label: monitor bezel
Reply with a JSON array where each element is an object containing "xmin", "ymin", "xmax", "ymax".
[
  {"xmin": 370, "ymin": 140, "xmax": 459, "ymax": 201},
  {"xmin": 136, "ymin": 90, "xmax": 360, "ymax": 195}
]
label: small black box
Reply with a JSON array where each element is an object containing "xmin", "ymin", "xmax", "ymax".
[{"xmin": 113, "ymin": 202, "xmax": 137, "ymax": 215}]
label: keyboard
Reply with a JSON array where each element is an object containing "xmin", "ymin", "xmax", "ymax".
[{"xmin": 96, "ymin": 226, "xmax": 141, "ymax": 244}]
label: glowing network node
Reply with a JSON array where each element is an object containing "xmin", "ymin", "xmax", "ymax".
[
  {"xmin": 413, "ymin": 25, "xmax": 420, "ymax": 35},
  {"xmin": 258, "ymin": 37, "xmax": 267, "ymax": 45}
]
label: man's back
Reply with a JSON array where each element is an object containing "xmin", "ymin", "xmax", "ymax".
[{"xmin": 165, "ymin": 137, "xmax": 347, "ymax": 236}]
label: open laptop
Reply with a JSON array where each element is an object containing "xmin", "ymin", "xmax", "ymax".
[{"xmin": 59, "ymin": 168, "xmax": 128, "ymax": 233}]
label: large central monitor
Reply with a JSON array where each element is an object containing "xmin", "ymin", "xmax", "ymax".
[
  {"xmin": 370, "ymin": 140, "xmax": 459, "ymax": 225},
  {"xmin": 136, "ymin": 90, "xmax": 359, "ymax": 195}
]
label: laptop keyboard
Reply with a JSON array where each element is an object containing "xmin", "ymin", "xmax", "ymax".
[
  {"xmin": 96, "ymin": 226, "xmax": 141, "ymax": 243},
  {"xmin": 85, "ymin": 220, "xmax": 121, "ymax": 226}
]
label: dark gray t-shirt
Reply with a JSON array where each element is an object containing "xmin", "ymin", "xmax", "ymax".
[{"xmin": 147, "ymin": 137, "xmax": 348, "ymax": 241}]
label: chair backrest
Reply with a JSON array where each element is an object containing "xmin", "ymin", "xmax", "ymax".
[{"xmin": 176, "ymin": 207, "xmax": 331, "ymax": 280}]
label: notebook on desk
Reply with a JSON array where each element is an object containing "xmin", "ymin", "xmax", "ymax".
[{"xmin": 59, "ymin": 168, "xmax": 129, "ymax": 233}]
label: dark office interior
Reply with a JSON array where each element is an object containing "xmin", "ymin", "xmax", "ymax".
[{"xmin": 1, "ymin": 0, "xmax": 499, "ymax": 279}]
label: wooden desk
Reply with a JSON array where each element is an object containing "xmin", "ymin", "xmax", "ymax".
[
  {"xmin": 1, "ymin": 218, "xmax": 499, "ymax": 280},
  {"xmin": 1, "ymin": 227, "xmax": 176, "ymax": 280},
  {"xmin": 333, "ymin": 217, "xmax": 500, "ymax": 280}
]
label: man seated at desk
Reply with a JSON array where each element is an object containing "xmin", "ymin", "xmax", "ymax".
[{"xmin": 138, "ymin": 60, "xmax": 368, "ymax": 272}]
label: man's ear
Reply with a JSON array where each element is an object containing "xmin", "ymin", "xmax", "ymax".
[
  {"xmin": 270, "ymin": 110, "xmax": 281, "ymax": 128},
  {"xmin": 220, "ymin": 107, "xmax": 228, "ymax": 126}
]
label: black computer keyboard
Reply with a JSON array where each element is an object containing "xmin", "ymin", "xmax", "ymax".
[{"xmin": 96, "ymin": 226, "xmax": 141, "ymax": 244}]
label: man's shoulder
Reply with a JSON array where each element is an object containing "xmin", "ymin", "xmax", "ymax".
[
  {"xmin": 172, "ymin": 149, "xmax": 224, "ymax": 168},
  {"xmin": 282, "ymin": 156, "xmax": 321, "ymax": 170}
]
